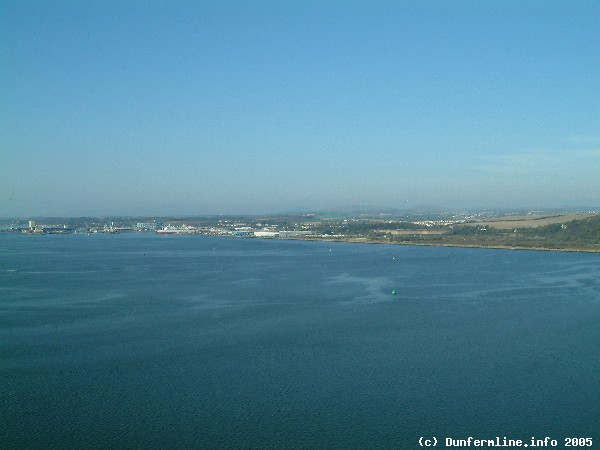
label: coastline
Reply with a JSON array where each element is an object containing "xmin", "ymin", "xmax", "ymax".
[
  {"xmin": 4, "ymin": 231, "xmax": 599, "ymax": 253},
  {"xmin": 295, "ymin": 236, "xmax": 600, "ymax": 254},
  {"xmin": 4, "ymin": 230, "xmax": 599, "ymax": 253}
]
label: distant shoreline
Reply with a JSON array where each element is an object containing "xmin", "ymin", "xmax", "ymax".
[
  {"xmin": 4, "ymin": 211, "xmax": 599, "ymax": 254},
  {"xmin": 3, "ymin": 230, "xmax": 599, "ymax": 253}
]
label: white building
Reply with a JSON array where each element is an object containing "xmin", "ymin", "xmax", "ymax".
[{"xmin": 254, "ymin": 231, "xmax": 279, "ymax": 238}]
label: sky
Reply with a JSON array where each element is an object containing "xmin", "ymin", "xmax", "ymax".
[{"xmin": 1, "ymin": 0, "xmax": 599, "ymax": 217}]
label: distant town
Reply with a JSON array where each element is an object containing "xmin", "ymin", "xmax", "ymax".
[{"xmin": 2, "ymin": 208, "xmax": 600, "ymax": 252}]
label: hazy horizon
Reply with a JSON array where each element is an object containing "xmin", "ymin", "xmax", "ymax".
[
  {"xmin": 3, "ymin": 203, "xmax": 600, "ymax": 221},
  {"xmin": 2, "ymin": 1, "xmax": 599, "ymax": 217}
]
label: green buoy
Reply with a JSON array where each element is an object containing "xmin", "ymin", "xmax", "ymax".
[{"xmin": 391, "ymin": 289, "xmax": 397, "ymax": 295}]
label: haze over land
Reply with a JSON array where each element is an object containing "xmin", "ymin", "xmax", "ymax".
[{"xmin": 1, "ymin": 1, "xmax": 599, "ymax": 217}]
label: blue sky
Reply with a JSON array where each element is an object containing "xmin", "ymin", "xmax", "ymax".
[{"xmin": 1, "ymin": 0, "xmax": 599, "ymax": 216}]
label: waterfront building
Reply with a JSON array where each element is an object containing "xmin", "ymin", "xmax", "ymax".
[{"xmin": 254, "ymin": 231, "xmax": 279, "ymax": 238}]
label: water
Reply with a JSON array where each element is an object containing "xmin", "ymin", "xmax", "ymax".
[{"xmin": 1, "ymin": 233, "xmax": 599, "ymax": 449}]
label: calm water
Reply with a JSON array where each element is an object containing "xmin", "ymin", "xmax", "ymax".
[{"xmin": 1, "ymin": 234, "xmax": 599, "ymax": 449}]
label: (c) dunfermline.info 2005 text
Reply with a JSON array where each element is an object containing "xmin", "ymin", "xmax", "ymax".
[{"xmin": 418, "ymin": 436, "xmax": 593, "ymax": 447}]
